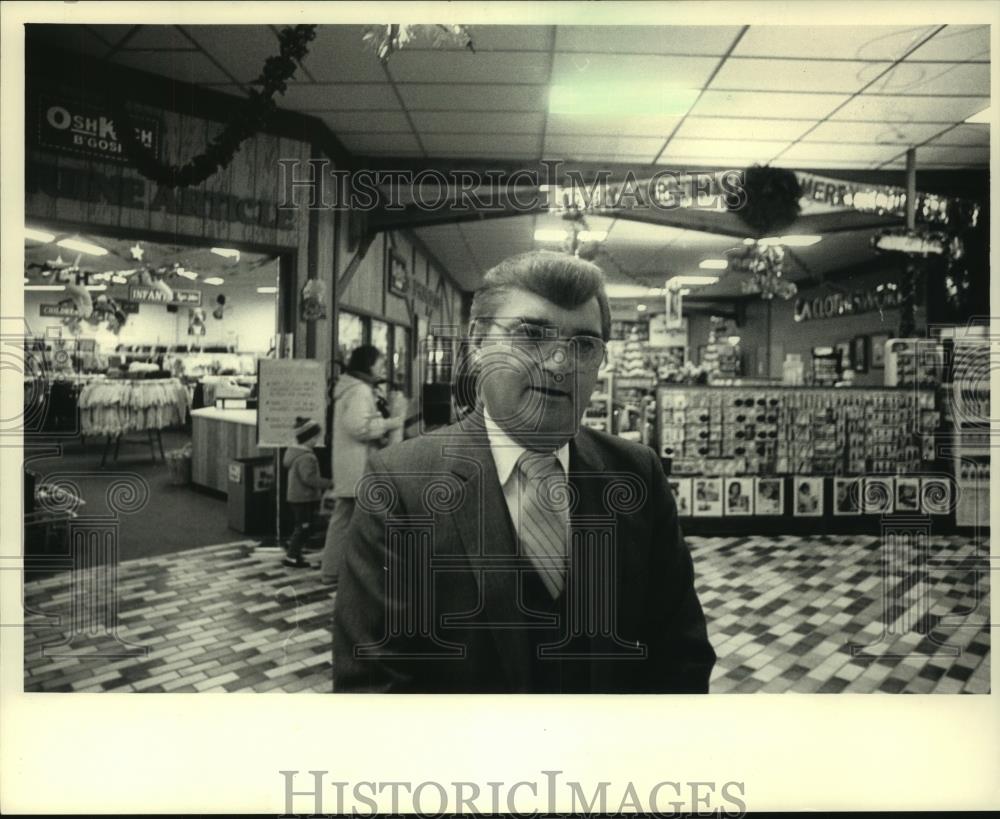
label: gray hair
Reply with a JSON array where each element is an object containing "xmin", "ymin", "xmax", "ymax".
[{"xmin": 469, "ymin": 250, "xmax": 612, "ymax": 341}]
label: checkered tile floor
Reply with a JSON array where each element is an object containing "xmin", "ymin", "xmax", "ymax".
[{"xmin": 22, "ymin": 534, "xmax": 990, "ymax": 694}]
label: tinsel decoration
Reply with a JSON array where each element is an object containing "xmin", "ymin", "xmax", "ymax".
[
  {"xmin": 730, "ymin": 165, "xmax": 802, "ymax": 235},
  {"xmin": 735, "ymin": 244, "xmax": 798, "ymax": 301},
  {"xmin": 112, "ymin": 25, "xmax": 318, "ymax": 188},
  {"xmin": 363, "ymin": 24, "xmax": 475, "ymax": 64}
]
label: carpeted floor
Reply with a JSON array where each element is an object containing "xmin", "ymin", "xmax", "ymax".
[{"xmin": 22, "ymin": 533, "xmax": 990, "ymax": 694}]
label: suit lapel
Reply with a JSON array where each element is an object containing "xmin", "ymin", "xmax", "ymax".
[{"xmin": 443, "ymin": 412, "xmax": 533, "ymax": 691}]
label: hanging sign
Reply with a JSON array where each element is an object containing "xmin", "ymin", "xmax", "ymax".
[
  {"xmin": 36, "ymin": 96, "xmax": 161, "ymax": 164},
  {"xmin": 40, "ymin": 303, "xmax": 79, "ymax": 318},
  {"xmin": 794, "ymin": 284, "xmax": 902, "ymax": 323},
  {"xmin": 129, "ymin": 285, "xmax": 202, "ymax": 306},
  {"xmin": 256, "ymin": 359, "xmax": 328, "ymax": 448}
]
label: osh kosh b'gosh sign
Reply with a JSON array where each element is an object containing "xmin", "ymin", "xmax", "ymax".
[{"xmin": 37, "ymin": 97, "xmax": 161, "ymax": 163}]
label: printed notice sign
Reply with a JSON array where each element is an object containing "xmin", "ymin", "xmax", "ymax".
[{"xmin": 256, "ymin": 358, "xmax": 327, "ymax": 448}]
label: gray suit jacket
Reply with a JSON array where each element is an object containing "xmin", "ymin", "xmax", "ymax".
[{"xmin": 333, "ymin": 411, "xmax": 716, "ymax": 693}]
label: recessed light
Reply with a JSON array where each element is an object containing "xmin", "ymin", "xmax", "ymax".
[
  {"xmin": 699, "ymin": 259, "xmax": 728, "ymax": 270},
  {"xmin": 534, "ymin": 229, "xmax": 568, "ymax": 242},
  {"xmin": 25, "ymin": 228, "xmax": 55, "ymax": 243},
  {"xmin": 636, "ymin": 303, "xmax": 647, "ymax": 312},
  {"xmin": 203, "ymin": 277, "xmax": 225, "ymax": 286},
  {"xmin": 211, "ymin": 247, "xmax": 241, "ymax": 260},
  {"xmin": 668, "ymin": 275, "xmax": 719, "ymax": 287},
  {"xmin": 56, "ymin": 237, "xmax": 108, "ymax": 256}
]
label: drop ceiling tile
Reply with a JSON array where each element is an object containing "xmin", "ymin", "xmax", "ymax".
[
  {"xmin": 867, "ymin": 61, "xmax": 990, "ymax": 96},
  {"xmin": 800, "ymin": 120, "xmax": 954, "ymax": 144},
  {"xmin": 690, "ymin": 90, "xmax": 849, "ymax": 119},
  {"xmin": 676, "ymin": 117, "xmax": 814, "ymax": 141},
  {"xmin": 337, "ymin": 132, "xmax": 423, "ymax": 154},
  {"xmin": 778, "ymin": 141, "xmax": 905, "ymax": 163},
  {"xmin": 733, "ymin": 25, "xmax": 939, "ymax": 60},
  {"xmin": 714, "ymin": 58, "xmax": 889, "ymax": 93},
  {"xmin": 546, "ymin": 113, "xmax": 683, "ymax": 137},
  {"xmin": 278, "ymin": 83, "xmax": 400, "ymax": 111},
  {"xmin": 905, "ymin": 25, "xmax": 990, "ymax": 61},
  {"xmin": 120, "ymin": 25, "xmax": 197, "ymax": 50},
  {"xmin": 411, "ymin": 111, "xmax": 545, "ymax": 134},
  {"xmin": 397, "ymin": 83, "xmax": 548, "ymax": 112},
  {"xmin": 550, "ymin": 53, "xmax": 718, "ymax": 88},
  {"xmin": 181, "ymin": 25, "xmax": 284, "ymax": 84},
  {"xmin": 551, "ymin": 153, "xmax": 663, "ymax": 165},
  {"xmin": 422, "ymin": 133, "xmax": 540, "ymax": 156},
  {"xmin": 316, "ymin": 110, "xmax": 413, "ymax": 133},
  {"xmin": 388, "ymin": 50, "xmax": 550, "ymax": 84},
  {"xmin": 910, "ymin": 145, "xmax": 989, "ymax": 165},
  {"xmin": 111, "ymin": 50, "xmax": 232, "ymax": 85},
  {"xmin": 555, "ymin": 25, "xmax": 742, "ymax": 56},
  {"xmin": 544, "ymin": 134, "xmax": 666, "ymax": 157},
  {"xmin": 306, "ymin": 25, "xmax": 391, "ymax": 82},
  {"xmin": 27, "ymin": 24, "xmax": 111, "ymax": 58},
  {"xmin": 462, "ymin": 25, "xmax": 553, "ymax": 52},
  {"xmin": 830, "ymin": 94, "xmax": 990, "ymax": 123},
  {"xmin": 663, "ymin": 138, "xmax": 791, "ymax": 159},
  {"xmin": 932, "ymin": 123, "xmax": 989, "ymax": 146}
]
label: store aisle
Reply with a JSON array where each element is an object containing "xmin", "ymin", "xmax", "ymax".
[{"xmin": 23, "ymin": 534, "xmax": 989, "ymax": 694}]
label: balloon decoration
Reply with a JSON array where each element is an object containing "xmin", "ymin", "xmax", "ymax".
[
  {"xmin": 729, "ymin": 165, "xmax": 802, "ymax": 235},
  {"xmin": 733, "ymin": 244, "xmax": 798, "ymax": 301},
  {"xmin": 362, "ymin": 24, "xmax": 475, "ymax": 65},
  {"xmin": 212, "ymin": 294, "xmax": 228, "ymax": 320}
]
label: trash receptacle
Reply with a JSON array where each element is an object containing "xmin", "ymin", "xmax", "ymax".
[
  {"xmin": 166, "ymin": 444, "xmax": 192, "ymax": 486},
  {"xmin": 227, "ymin": 456, "xmax": 276, "ymax": 534}
]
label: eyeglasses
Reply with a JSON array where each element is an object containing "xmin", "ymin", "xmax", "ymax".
[{"xmin": 483, "ymin": 318, "xmax": 607, "ymax": 368}]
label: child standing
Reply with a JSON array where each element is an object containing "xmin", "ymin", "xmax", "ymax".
[{"xmin": 282, "ymin": 416, "xmax": 331, "ymax": 568}]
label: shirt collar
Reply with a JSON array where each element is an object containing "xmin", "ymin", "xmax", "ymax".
[{"xmin": 484, "ymin": 408, "xmax": 570, "ymax": 487}]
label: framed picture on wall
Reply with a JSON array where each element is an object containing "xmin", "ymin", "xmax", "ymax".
[
  {"xmin": 692, "ymin": 477, "xmax": 722, "ymax": 517},
  {"xmin": 870, "ymin": 332, "xmax": 891, "ymax": 368},
  {"xmin": 667, "ymin": 478, "xmax": 692, "ymax": 517},
  {"xmin": 851, "ymin": 335, "xmax": 869, "ymax": 373},
  {"xmin": 723, "ymin": 477, "xmax": 754, "ymax": 516},
  {"xmin": 754, "ymin": 477, "xmax": 784, "ymax": 515},
  {"xmin": 793, "ymin": 476, "xmax": 824, "ymax": 517},
  {"xmin": 387, "ymin": 249, "xmax": 409, "ymax": 298},
  {"xmin": 833, "ymin": 476, "xmax": 862, "ymax": 516}
]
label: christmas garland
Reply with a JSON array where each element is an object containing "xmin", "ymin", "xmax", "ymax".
[
  {"xmin": 111, "ymin": 25, "xmax": 318, "ymax": 189},
  {"xmin": 730, "ymin": 165, "xmax": 802, "ymax": 235}
]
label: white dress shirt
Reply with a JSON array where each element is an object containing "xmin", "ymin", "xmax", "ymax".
[{"xmin": 483, "ymin": 409, "xmax": 570, "ymax": 540}]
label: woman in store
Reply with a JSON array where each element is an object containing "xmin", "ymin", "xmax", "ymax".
[{"xmin": 320, "ymin": 344, "xmax": 405, "ymax": 584}]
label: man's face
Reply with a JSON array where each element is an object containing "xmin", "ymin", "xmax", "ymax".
[{"xmin": 475, "ymin": 287, "xmax": 604, "ymax": 451}]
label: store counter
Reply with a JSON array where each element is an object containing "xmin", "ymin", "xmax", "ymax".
[{"xmin": 191, "ymin": 407, "xmax": 263, "ymax": 495}]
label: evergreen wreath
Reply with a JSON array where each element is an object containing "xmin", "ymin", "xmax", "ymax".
[
  {"xmin": 730, "ymin": 164, "xmax": 803, "ymax": 235},
  {"xmin": 111, "ymin": 24, "xmax": 318, "ymax": 189}
]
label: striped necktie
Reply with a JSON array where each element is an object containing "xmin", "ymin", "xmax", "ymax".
[{"xmin": 515, "ymin": 451, "xmax": 569, "ymax": 598}]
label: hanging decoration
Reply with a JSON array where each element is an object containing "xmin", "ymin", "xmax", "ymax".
[
  {"xmin": 300, "ymin": 278, "xmax": 327, "ymax": 321},
  {"xmin": 130, "ymin": 242, "xmax": 145, "ymax": 262},
  {"xmin": 730, "ymin": 165, "xmax": 802, "ymax": 235},
  {"xmin": 734, "ymin": 244, "xmax": 798, "ymax": 301},
  {"xmin": 111, "ymin": 25, "xmax": 318, "ymax": 189},
  {"xmin": 212, "ymin": 294, "xmax": 229, "ymax": 320},
  {"xmin": 188, "ymin": 308, "xmax": 207, "ymax": 337},
  {"xmin": 362, "ymin": 24, "xmax": 475, "ymax": 65}
]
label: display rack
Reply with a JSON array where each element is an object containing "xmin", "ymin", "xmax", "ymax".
[
  {"xmin": 613, "ymin": 375, "xmax": 656, "ymax": 446},
  {"xmin": 582, "ymin": 372, "xmax": 613, "ymax": 433}
]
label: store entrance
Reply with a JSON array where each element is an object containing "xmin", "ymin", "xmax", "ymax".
[{"xmin": 23, "ymin": 222, "xmax": 294, "ymax": 567}]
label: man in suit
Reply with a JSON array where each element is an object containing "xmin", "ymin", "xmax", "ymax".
[{"xmin": 333, "ymin": 250, "xmax": 716, "ymax": 693}]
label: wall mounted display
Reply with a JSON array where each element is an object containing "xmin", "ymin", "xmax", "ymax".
[
  {"xmin": 667, "ymin": 477, "xmax": 692, "ymax": 517},
  {"xmin": 724, "ymin": 477, "xmax": 754, "ymax": 516},
  {"xmin": 920, "ymin": 476, "xmax": 953, "ymax": 515},
  {"xmin": 862, "ymin": 476, "xmax": 894, "ymax": 514},
  {"xmin": 895, "ymin": 476, "xmax": 921, "ymax": 513},
  {"xmin": 387, "ymin": 248, "xmax": 409, "ymax": 298},
  {"xmin": 833, "ymin": 476, "xmax": 862, "ymax": 516},
  {"xmin": 869, "ymin": 332, "xmax": 891, "ymax": 369},
  {"xmin": 692, "ymin": 477, "xmax": 722, "ymax": 517},
  {"xmin": 851, "ymin": 334, "xmax": 869, "ymax": 374},
  {"xmin": 793, "ymin": 476, "xmax": 824, "ymax": 517},
  {"xmin": 754, "ymin": 477, "xmax": 784, "ymax": 515}
]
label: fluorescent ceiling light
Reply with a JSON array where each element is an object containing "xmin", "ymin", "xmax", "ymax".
[
  {"xmin": 965, "ymin": 107, "xmax": 991, "ymax": 124},
  {"xmin": 24, "ymin": 285, "xmax": 66, "ymax": 291},
  {"xmin": 534, "ymin": 228, "xmax": 568, "ymax": 242},
  {"xmin": 257, "ymin": 286, "xmax": 278, "ymax": 294},
  {"xmin": 699, "ymin": 259, "xmax": 728, "ymax": 270},
  {"xmin": 577, "ymin": 230, "xmax": 607, "ymax": 243},
  {"xmin": 203, "ymin": 277, "xmax": 225, "ymax": 286},
  {"xmin": 668, "ymin": 275, "xmax": 719, "ymax": 287},
  {"xmin": 25, "ymin": 228, "xmax": 55, "ymax": 243},
  {"xmin": 111, "ymin": 275, "xmax": 128, "ymax": 285},
  {"xmin": 85, "ymin": 285, "xmax": 107, "ymax": 292},
  {"xmin": 56, "ymin": 237, "xmax": 108, "ymax": 256},
  {"xmin": 549, "ymin": 84, "xmax": 698, "ymax": 117},
  {"xmin": 605, "ymin": 284, "xmax": 665, "ymax": 299},
  {"xmin": 757, "ymin": 235, "xmax": 822, "ymax": 247},
  {"xmin": 211, "ymin": 247, "xmax": 241, "ymax": 260},
  {"xmin": 176, "ymin": 268, "xmax": 199, "ymax": 280},
  {"xmin": 115, "ymin": 269, "xmax": 139, "ymax": 277}
]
